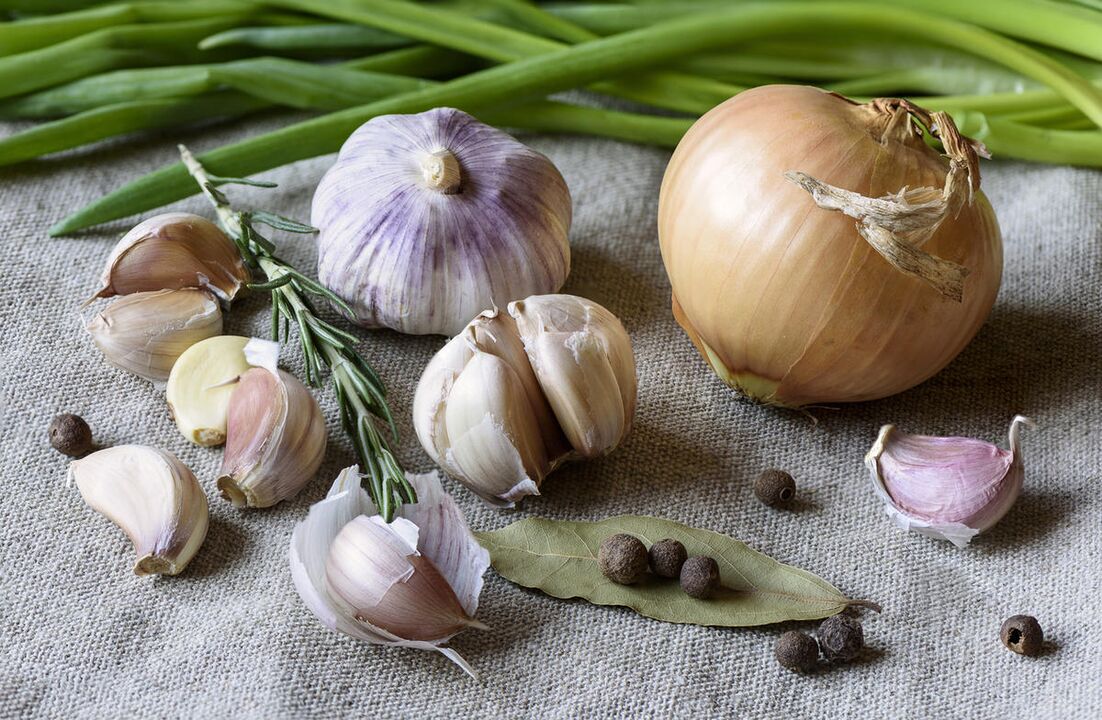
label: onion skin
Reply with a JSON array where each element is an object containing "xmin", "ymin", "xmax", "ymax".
[{"xmin": 658, "ymin": 85, "xmax": 1002, "ymax": 407}]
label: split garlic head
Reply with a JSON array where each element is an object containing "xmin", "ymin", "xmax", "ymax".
[
  {"xmin": 93, "ymin": 212, "xmax": 249, "ymax": 302},
  {"xmin": 413, "ymin": 294, "xmax": 636, "ymax": 506},
  {"xmin": 866, "ymin": 415, "xmax": 1032, "ymax": 547},
  {"xmin": 290, "ymin": 467, "xmax": 489, "ymax": 677},
  {"xmin": 87, "ymin": 288, "xmax": 222, "ymax": 383},
  {"xmin": 70, "ymin": 445, "xmax": 209, "ymax": 576},
  {"xmin": 312, "ymin": 107, "xmax": 572, "ymax": 337}
]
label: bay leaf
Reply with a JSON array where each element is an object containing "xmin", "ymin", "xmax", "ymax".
[{"xmin": 475, "ymin": 515, "xmax": 870, "ymax": 626}]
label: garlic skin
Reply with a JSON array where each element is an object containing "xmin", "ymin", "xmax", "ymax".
[
  {"xmin": 290, "ymin": 467, "xmax": 489, "ymax": 677},
  {"xmin": 413, "ymin": 294, "xmax": 636, "ymax": 506},
  {"xmin": 93, "ymin": 212, "xmax": 249, "ymax": 302},
  {"xmin": 165, "ymin": 335, "xmax": 255, "ymax": 446},
  {"xmin": 70, "ymin": 445, "xmax": 209, "ymax": 576},
  {"xmin": 866, "ymin": 416, "xmax": 1031, "ymax": 547},
  {"xmin": 87, "ymin": 288, "xmax": 222, "ymax": 383},
  {"xmin": 312, "ymin": 107, "xmax": 572, "ymax": 337},
  {"xmin": 217, "ymin": 365, "xmax": 327, "ymax": 509}
]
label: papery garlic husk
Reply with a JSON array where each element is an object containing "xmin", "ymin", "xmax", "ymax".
[
  {"xmin": 92, "ymin": 212, "xmax": 249, "ymax": 302},
  {"xmin": 413, "ymin": 294, "xmax": 636, "ymax": 506},
  {"xmin": 70, "ymin": 445, "xmax": 209, "ymax": 576},
  {"xmin": 289, "ymin": 467, "xmax": 489, "ymax": 677},
  {"xmin": 312, "ymin": 107, "xmax": 572, "ymax": 336},
  {"xmin": 165, "ymin": 335, "xmax": 255, "ymax": 446},
  {"xmin": 86, "ymin": 288, "xmax": 222, "ymax": 382},
  {"xmin": 866, "ymin": 415, "xmax": 1032, "ymax": 547},
  {"xmin": 217, "ymin": 360, "xmax": 327, "ymax": 509}
]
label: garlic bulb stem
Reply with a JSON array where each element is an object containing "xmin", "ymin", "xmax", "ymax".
[{"xmin": 421, "ymin": 149, "xmax": 461, "ymax": 194}]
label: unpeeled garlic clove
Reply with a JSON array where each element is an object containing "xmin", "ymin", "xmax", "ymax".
[
  {"xmin": 217, "ymin": 365, "xmax": 327, "ymax": 508},
  {"xmin": 866, "ymin": 415, "xmax": 1032, "ymax": 547},
  {"xmin": 69, "ymin": 445, "xmax": 209, "ymax": 576},
  {"xmin": 165, "ymin": 335, "xmax": 255, "ymax": 446},
  {"xmin": 86, "ymin": 288, "xmax": 222, "ymax": 383},
  {"xmin": 92, "ymin": 212, "xmax": 249, "ymax": 303},
  {"xmin": 290, "ymin": 467, "xmax": 489, "ymax": 677},
  {"xmin": 412, "ymin": 294, "xmax": 635, "ymax": 506}
]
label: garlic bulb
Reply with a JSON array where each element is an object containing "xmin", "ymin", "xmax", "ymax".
[
  {"xmin": 70, "ymin": 445, "xmax": 209, "ymax": 576},
  {"xmin": 87, "ymin": 288, "xmax": 222, "ymax": 382},
  {"xmin": 92, "ymin": 212, "xmax": 249, "ymax": 302},
  {"xmin": 659, "ymin": 86, "xmax": 1002, "ymax": 407},
  {"xmin": 290, "ymin": 466, "xmax": 489, "ymax": 677},
  {"xmin": 218, "ymin": 359, "xmax": 327, "ymax": 509},
  {"xmin": 866, "ymin": 416, "xmax": 1032, "ymax": 547},
  {"xmin": 312, "ymin": 107, "xmax": 572, "ymax": 336},
  {"xmin": 413, "ymin": 294, "xmax": 636, "ymax": 505},
  {"xmin": 165, "ymin": 335, "xmax": 255, "ymax": 446}
]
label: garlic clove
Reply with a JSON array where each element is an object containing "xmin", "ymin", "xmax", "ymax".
[
  {"xmin": 509, "ymin": 294, "xmax": 637, "ymax": 457},
  {"xmin": 92, "ymin": 212, "xmax": 249, "ymax": 302},
  {"xmin": 866, "ymin": 415, "xmax": 1032, "ymax": 547},
  {"xmin": 165, "ymin": 335, "xmax": 255, "ymax": 446},
  {"xmin": 289, "ymin": 467, "xmax": 489, "ymax": 677},
  {"xmin": 86, "ymin": 288, "xmax": 222, "ymax": 383},
  {"xmin": 217, "ymin": 366, "xmax": 327, "ymax": 508},
  {"xmin": 69, "ymin": 445, "xmax": 209, "ymax": 576}
]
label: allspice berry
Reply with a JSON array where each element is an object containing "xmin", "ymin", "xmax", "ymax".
[
  {"xmin": 680, "ymin": 556, "xmax": 720, "ymax": 599},
  {"xmin": 649, "ymin": 538, "xmax": 687, "ymax": 579},
  {"xmin": 754, "ymin": 468, "xmax": 796, "ymax": 507},
  {"xmin": 598, "ymin": 533, "xmax": 648, "ymax": 585},
  {"xmin": 775, "ymin": 631, "xmax": 820, "ymax": 673},
  {"xmin": 1001, "ymin": 615, "xmax": 1043, "ymax": 656},
  {"xmin": 48, "ymin": 413, "xmax": 93, "ymax": 457},
  {"xmin": 817, "ymin": 615, "xmax": 864, "ymax": 661}
]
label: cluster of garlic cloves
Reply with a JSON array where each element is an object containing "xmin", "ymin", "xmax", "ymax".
[
  {"xmin": 413, "ymin": 294, "xmax": 636, "ymax": 506},
  {"xmin": 69, "ymin": 445, "xmax": 209, "ymax": 576},
  {"xmin": 290, "ymin": 466, "xmax": 489, "ymax": 677},
  {"xmin": 866, "ymin": 415, "xmax": 1032, "ymax": 547}
]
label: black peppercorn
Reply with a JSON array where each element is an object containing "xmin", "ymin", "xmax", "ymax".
[
  {"xmin": 680, "ymin": 556, "xmax": 720, "ymax": 599},
  {"xmin": 817, "ymin": 615, "xmax": 864, "ymax": 661},
  {"xmin": 775, "ymin": 631, "xmax": 820, "ymax": 673},
  {"xmin": 648, "ymin": 538, "xmax": 687, "ymax": 579},
  {"xmin": 597, "ymin": 533, "xmax": 648, "ymax": 585},
  {"xmin": 754, "ymin": 468, "xmax": 796, "ymax": 507},
  {"xmin": 48, "ymin": 413, "xmax": 92, "ymax": 457},
  {"xmin": 1000, "ymin": 615, "xmax": 1043, "ymax": 656}
]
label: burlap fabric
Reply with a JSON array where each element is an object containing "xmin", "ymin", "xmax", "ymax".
[{"xmin": 1, "ymin": 114, "xmax": 1099, "ymax": 719}]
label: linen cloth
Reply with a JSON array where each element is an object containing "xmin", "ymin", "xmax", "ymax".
[{"xmin": 0, "ymin": 113, "xmax": 1099, "ymax": 720}]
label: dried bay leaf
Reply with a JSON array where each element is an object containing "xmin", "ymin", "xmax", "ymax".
[{"xmin": 475, "ymin": 515, "xmax": 870, "ymax": 626}]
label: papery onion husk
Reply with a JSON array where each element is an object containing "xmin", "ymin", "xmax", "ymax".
[
  {"xmin": 865, "ymin": 415, "xmax": 1031, "ymax": 547},
  {"xmin": 311, "ymin": 107, "xmax": 572, "ymax": 337},
  {"xmin": 658, "ymin": 85, "xmax": 1002, "ymax": 407}
]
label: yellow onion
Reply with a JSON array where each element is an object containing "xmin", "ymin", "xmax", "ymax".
[{"xmin": 658, "ymin": 85, "xmax": 1002, "ymax": 407}]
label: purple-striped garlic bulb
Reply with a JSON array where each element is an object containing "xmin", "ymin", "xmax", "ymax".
[
  {"xmin": 865, "ymin": 415, "xmax": 1032, "ymax": 547},
  {"xmin": 311, "ymin": 107, "xmax": 572, "ymax": 336}
]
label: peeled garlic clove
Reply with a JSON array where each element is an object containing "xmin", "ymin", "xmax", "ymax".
[
  {"xmin": 866, "ymin": 415, "xmax": 1032, "ymax": 547},
  {"xmin": 93, "ymin": 212, "xmax": 249, "ymax": 302},
  {"xmin": 312, "ymin": 107, "xmax": 571, "ymax": 336},
  {"xmin": 289, "ymin": 467, "xmax": 489, "ymax": 677},
  {"xmin": 165, "ymin": 335, "xmax": 254, "ymax": 446},
  {"xmin": 509, "ymin": 294, "xmax": 637, "ymax": 457},
  {"xmin": 217, "ymin": 366, "xmax": 327, "ymax": 508},
  {"xmin": 86, "ymin": 288, "xmax": 222, "ymax": 383},
  {"xmin": 70, "ymin": 445, "xmax": 209, "ymax": 576}
]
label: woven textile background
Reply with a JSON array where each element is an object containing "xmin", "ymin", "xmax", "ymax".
[{"xmin": 0, "ymin": 114, "xmax": 1099, "ymax": 719}]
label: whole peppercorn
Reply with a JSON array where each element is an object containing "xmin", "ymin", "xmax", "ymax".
[
  {"xmin": 597, "ymin": 533, "xmax": 648, "ymax": 585},
  {"xmin": 648, "ymin": 538, "xmax": 687, "ymax": 579},
  {"xmin": 680, "ymin": 556, "xmax": 720, "ymax": 599},
  {"xmin": 754, "ymin": 468, "xmax": 796, "ymax": 507},
  {"xmin": 775, "ymin": 631, "xmax": 820, "ymax": 673},
  {"xmin": 48, "ymin": 414, "xmax": 93, "ymax": 457},
  {"xmin": 1000, "ymin": 615, "xmax": 1043, "ymax": 656},
  {"xmin": 817, "ymin": 615, "xmax": 864, "ymax": 661}
]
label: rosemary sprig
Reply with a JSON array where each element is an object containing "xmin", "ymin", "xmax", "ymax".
[{"xmin": 178, "ymin": 144, "xmax": 415, "ymax": 521}]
